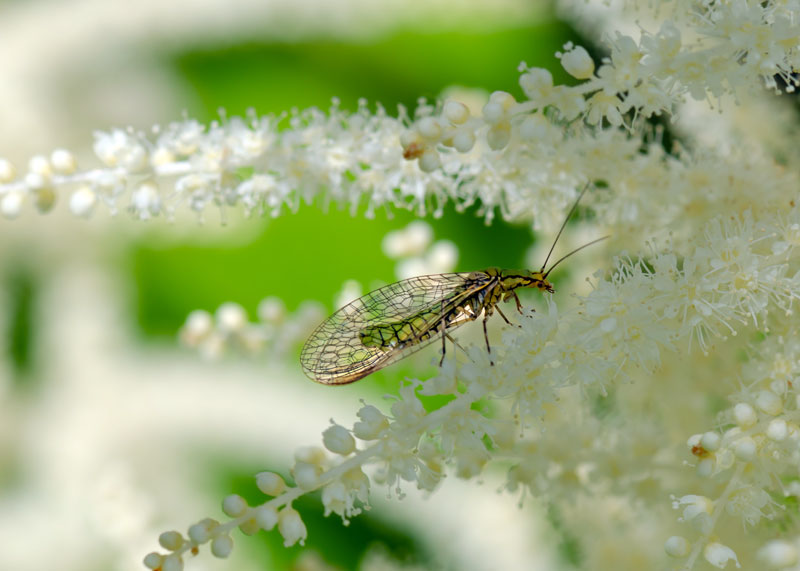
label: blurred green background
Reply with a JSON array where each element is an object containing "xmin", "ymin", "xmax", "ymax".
[{"xmin": 132, "ymin": 19, "xmax": 580, "ymax": 337}]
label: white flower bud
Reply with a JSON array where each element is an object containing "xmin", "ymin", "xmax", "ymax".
[
  {"xmin": 734, "ymin": 436, "xmax": 756, "ymax": 460},
  {"xmin": 143, "ymin": 553, "xmax": 163, "ymax": 570},
  {"xmin": 222, "ymin": 494, "xmax": 248, "ymax": 517},
  {"xmin": 560, "ymin": 45, "xmax": 595, "ymax": 79},
  {"xmin": 210, "ymin": 534, "xmax": 234, "ymax": 558},
  {"xmin": 239, "ymin": 517, "xmax": 259, "ymax": 536},
  {"xmin": 486, "ymin": 124, "xmax": 511, "ymax": 150},
  {"xmin": 27, "ymin": 155, "xmax": 52, "ymax": 178},
  {"xmin": 323, "ymin": 424, "xmax": 356, "ymax": 455},
  {"xmin": 0, "ymin": 158, "xmax": 16, "ymax": 182},
  {"xmin": 161, "ymin": 555, "xmax": 184, "ymax": 571},
  {"xmin": 255, "ymin": 506, "xmax": 279, "ymax": 530},
  {"xmin": 704, "ymin": 542, "xmax": 739, "ymax": 569},
  {"xmin": 257, "ymin": 297, "xmax": 285, "ymax": 323},
  {"xmin": 758, "ymin": 539, "xmax": 798, "ymax": 567},
  {"xmin": 700, "ymin": 431, "xmax": 721, "ymax": 451},
  {"xmin": 665, "ymin": 536, "xmax": 690, "ymax": 558},
  {"xmin": 452, "ymin": 129, "xmax": 475, "ymax": 152},
  {"xmin": 418, "ymin": 149, "xmax": 441, "ymax": 173},
  {"xmin": 151, "ymin": 146, "xmax": 176, "ymax": 166},
  {"xmin": 417, "ymin": 117, "xmax": 442, "ymax": 140},
  {"xmin": 767, "ymin": 419, "xmax": 788, "ymax": 441},
  {"xmin": 482, "ymin": 102, "xmax": 505, "ymax": 124},
  {"xmin": 733, "ymin": 403, "xmax": 757, "ymax": 428},
  {"xmin": 425, "ymin": 240, "xmax": 458, "ymax": 273},
  {"xmin": 216, "ymin": 302, "xmax": 247, "ymax": 333},
  {"xmin": 158, "ymin": 530, "xmax": 184, "ymax": 550},
  {"xmin": 399, "ymin": 130, "xmax": 419, "ymax": 148},
  {"xmin": 687, "ymin": 433, "xmax": 702, "ymax": 448},
  {"xmin": 755, "ymin": 390, "xmax": 782, "ymax": 416},
  {"xmin": 256, "ymin": 472, "xmax": 286, "ymax": 496},
  {"xmin": 34, "ymin": 186, "xmax": 56, "ymax": 213},
  {"xmin": 294, "ymin": 446, "xmax": 326, "ymax": 466},
  {"xmin": 187, "ymin": 518, "xmax": 218, "ymax": 543},
  {"xmin": 489, "ymin": 90, "xmax": 515, "ymax": 109},
  {"xmin": 1, "ymin": 192, "xmax": 23, "ymax": 219},
  {"xmin": 443, "ymin": 100, "xmax": 469, "ymax": 124},
  {"xmin": 402, "ymin": 221, "xmax": 434, "ymax": 255},
  {"xmin": 278, "ymin": 507, "xmax": 307, "ymax": 547},
  {"xmin": 51, "ymin": 149, "xmax": 77, "ymax": 174},
  {"xmin": 69, "ymin": 186, "xmax": 96, "ymax": 218},
  {"xmin": 24, "ymin": 172, "xmax": 47, "ymax": 191},
  {"xmin": 182, "ymin": 310, "xmax": 213, "ymax": 342}
]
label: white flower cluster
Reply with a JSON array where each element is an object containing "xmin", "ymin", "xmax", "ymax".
[
  {"xmin": 152, "ymin": 197, "xmax": 800, "ymax": 568},
  {"xmin": 179, "ymin": 298, "xmax": 324, "ymax": 360},
  {"xmin": 3, "ymin": 0, "xmax": 800, "ymax": 569},
  {"xmin": 134, "ymin": 2, "xmax": 800, "ymax": 568}
]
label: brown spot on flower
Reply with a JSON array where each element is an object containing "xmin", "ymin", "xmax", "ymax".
[{"xmin": 403, "ymin": 142, "xmax": 424, "ymax": 160}]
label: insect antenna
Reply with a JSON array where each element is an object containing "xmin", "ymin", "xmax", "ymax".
[
  {"xmin": 542, "ymin": 235, "xmax": 610, "ymax": 278},
  {"xmin": 539, "ymin": 183, "xmax": 591, "ymax": 272}
]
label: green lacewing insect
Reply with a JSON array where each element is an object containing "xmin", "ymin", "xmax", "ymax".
[{"xmin": 300, "ymin": 185, "xmax": 607, "ymax": 385}]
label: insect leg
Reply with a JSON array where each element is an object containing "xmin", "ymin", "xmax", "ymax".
[
  {"xmin": 439, "ymin": 299, "xmax": 447, "ymax": 366},
  {"xmin": 483, "ymin": 315, "xmax": 494, "ymax": 366},
  {"xmin": 511, "ymin": 291, "xmax": 524, "ymax": 313},
  {"xmin": 495, "ymin": 305, "xmax": 516, "ymax": 327},
  {"xmin": 445, "ymin": 333, "xmax": 471, "ymax": 359}
]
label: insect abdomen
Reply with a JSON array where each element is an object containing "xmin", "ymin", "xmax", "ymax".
[{"xmin": 359, "ymin": 312, "xmax": 436, "ymax": 349}]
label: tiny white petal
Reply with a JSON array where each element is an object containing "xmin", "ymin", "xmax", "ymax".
[
  {"xmin": 278, "ymin": 507, "xmax": 307, "ymax": 547},
  {"xmin": 703, "ymin": 542, "xmax": 739, "ymax": 569}
]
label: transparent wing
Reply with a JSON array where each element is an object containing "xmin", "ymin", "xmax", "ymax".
[{"xmin": 300, "ymin": 272, "xmax": 490, "ymax": 385}]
